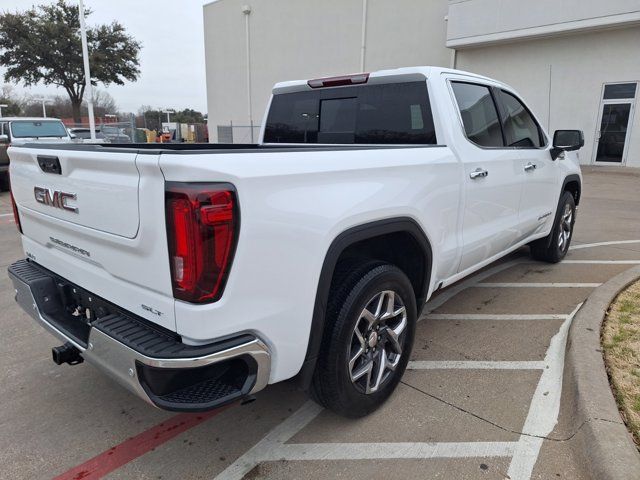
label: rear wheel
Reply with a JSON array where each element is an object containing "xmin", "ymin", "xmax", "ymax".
[
  {"xmin": 311, "ymin": 262, "xmax": 416, "ymax": 418},
  {"xmin": 530, "ymin": 191, "xmax": 576, "ymax": 263}
]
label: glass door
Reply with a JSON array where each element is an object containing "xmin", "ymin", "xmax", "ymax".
[{"xmin": 594, "ymin": 83, "xmax": 637, "ymax": 165}]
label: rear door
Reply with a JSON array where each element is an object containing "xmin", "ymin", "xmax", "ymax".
[
  {"xmin": 9, "ymin": 146, "xmax": 176, "ymax": 330},
  {"xmin": 448, "ymin": 79, "xmax": 522, "ymax": 272}
]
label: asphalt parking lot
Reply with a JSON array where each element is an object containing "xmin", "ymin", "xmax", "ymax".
[{"xmin": 1, "ymin": 166, "xmax": 639, "ymax": 480}]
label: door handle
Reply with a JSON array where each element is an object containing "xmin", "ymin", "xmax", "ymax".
[
  {"xmin": 469, "ymin": 168, "xmax": 488, "ymax": 179},
  {"xmin": 524, "ymin": 162, "xmax": 537, "ymax": 172}
]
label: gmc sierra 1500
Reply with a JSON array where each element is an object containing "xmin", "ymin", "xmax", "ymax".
[{"xmin": 7, "ymin": 67, "xmax": 583, "ymax": 417}]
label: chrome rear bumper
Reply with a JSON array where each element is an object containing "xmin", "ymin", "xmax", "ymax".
[{"xmin": 9, "ymin": 259, "xmax": 271, "ymax": 411}]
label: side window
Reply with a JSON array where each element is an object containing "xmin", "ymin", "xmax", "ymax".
[
  {"xmin": 498, "ymin": 90, "xmax": 543, "ymax": 148},
  {"xmin": 451, "ymin": 82, "xmax": 504, "ymax": 147}
]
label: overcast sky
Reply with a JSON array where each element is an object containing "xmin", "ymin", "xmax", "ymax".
[{"xmin": 0, "ymin": 0, "xmax": 208, "ymax": 113}]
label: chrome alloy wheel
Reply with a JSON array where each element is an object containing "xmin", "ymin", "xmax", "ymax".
[
  {"xmin": 557, "ymin": 203, "xmax": 574, "ymax": 252},
  {"xmin": 348, "ymin": 290, "xmax": 407, "ymax": 394}
]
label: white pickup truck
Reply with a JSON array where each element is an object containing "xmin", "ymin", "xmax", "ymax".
[{"xmin": 8, "ymin": 67, "xmax": 583, "ymax": 417}]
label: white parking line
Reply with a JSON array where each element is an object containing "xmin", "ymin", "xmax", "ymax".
[
  {"xmin": 216, "ymin": 401, "xmax": 323, "ymax": 480},
  {"xmin": 215, "ymin": 399, "xmax": 518, "ymax": 480},
  {"xmin": 563, "ymin": 260, "xmax": 640, "ymax": 264},
  {"xmin": 408, "ymin": 360, "xmax": 546, "ymax": 370},
  {"xmin": 277, "ymin": 441, "xmax": 517, "ymax": 460},
  {"xmin": 506, "ymin": 303, "xmax": 582, "ymax": 480},
  {"xmin": 570, "ymin": 239, "xmax": 640, "ymax": 250},
  {"xmin": 476, "ymin": 282, "xmax": 601, "ymax": 288},
  {"xmin": 425, "ymin": 313, "xmax": 568, "ymax": 321},
  {"xmin": 0, "ymin": 213, "xmax": 13, "ymax": 217}
]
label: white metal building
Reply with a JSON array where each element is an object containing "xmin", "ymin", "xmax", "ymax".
[{"xmin": 203, "ymin": 0, "xmax": 640, "ymax": 167}]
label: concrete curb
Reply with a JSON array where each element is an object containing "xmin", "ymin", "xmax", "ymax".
[{"xmin": 565, "ymin": 265, "xmax": 640, "ymax": 480}]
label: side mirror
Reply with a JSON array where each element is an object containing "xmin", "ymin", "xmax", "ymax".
[
  {"xmin": 0, "ymin": 134, "xmax": 8, "ymax": 143},
  {"xmin": 551, "ymin": 130, "xmax": 584, "ymax": 160}
]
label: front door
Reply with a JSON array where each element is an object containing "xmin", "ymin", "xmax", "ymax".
[
  {"xmin": 492, "ymin": 89, "xmax": 559, "ymax": 240},
  {"xmin": 593, "ymin": 83, "xmax": 637, "ymax": 165},
  {"xmin": 448, "ymin": 80, "xmax": 522, "ymax": 273}
]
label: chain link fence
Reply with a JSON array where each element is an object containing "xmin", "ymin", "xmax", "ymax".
[{"xmin": 217, "ymin": 124, "xmax": 261, "ymax": 144}]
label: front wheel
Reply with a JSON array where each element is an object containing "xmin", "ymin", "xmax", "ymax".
[
  {"xmin": 530, "ymin": 191, "xmax": 576, "ymax": 263},
  {"xmin": 311, "ymin": 262, "xmax": 417, "ymax": 418}
]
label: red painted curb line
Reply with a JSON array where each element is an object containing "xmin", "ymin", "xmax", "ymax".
[{"xmin": 53, "ymin": 405, "xmax": 231, "ymax": 480}]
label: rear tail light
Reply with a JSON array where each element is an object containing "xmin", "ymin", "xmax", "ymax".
[
  {"xmin": 10, "ymin": 186, "xmax": 22, "ymax": 234},
  {"xmin": 165, "ymin": 183, "xmax": 238, "ymax": 303},
  {"xmin": 307, "ymin": 73, "xmax": 370, "ymax": 89}
]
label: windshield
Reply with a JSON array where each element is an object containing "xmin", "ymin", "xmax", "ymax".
[{"xmin": 10, "ymin": 120, "xmax": 69, "ymax": 138}]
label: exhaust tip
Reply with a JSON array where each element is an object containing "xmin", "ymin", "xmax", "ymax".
[{"xmin": 52, "ymin": 342, "xmax": 84, "ymax": 366}]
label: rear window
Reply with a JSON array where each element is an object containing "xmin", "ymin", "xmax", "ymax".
[
  {"xmin": 10, "ymin": 120, "xmax": 68, "ymax": 139},
  {"xmin": 264, "ymin": 81, "xmax": 437, "ymax": 144}
]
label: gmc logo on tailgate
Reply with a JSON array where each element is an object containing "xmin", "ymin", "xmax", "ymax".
[{"xmin": 34, "ymin": 187, "xmax": 78, "ymax": 213}]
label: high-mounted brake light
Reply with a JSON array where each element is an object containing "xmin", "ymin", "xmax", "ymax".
[
  {"xmin": 165, "ymin": 183, "xmax": 238, "ymax": 304},
  {"xmin": 307, "ymin": 73, "xmax": 370, "ymax": 89}
]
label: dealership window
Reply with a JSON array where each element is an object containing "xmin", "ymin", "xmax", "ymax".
[
  {"xmin": 497, "ymin": 90, "xmax": 544, "ymax": 148},
  {"xmin": 451, "ymin": 82, "xmax": 503, "ymax": 147},
  {"xmin": 264, "ymin": 81, "xmax": 437, "ymax": 144},
  {"xmin": 603, "ymin": 83, "xmax": 637, "ymax": 100}
]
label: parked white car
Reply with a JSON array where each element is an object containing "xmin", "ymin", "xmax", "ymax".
[
  {"xmin": 0, "ymin": 117, "xmax": 72, "ymax": 190},
  {"xmin": 7, "ymin": 67, "xmax": 583, "ymax": 417}
]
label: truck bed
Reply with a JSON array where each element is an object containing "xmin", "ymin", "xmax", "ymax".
[{"xmin": 19, "ymin": 142, "xmax": 443, "ymax": 154}]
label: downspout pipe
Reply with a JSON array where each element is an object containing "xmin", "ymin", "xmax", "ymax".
[
  {"xmin": 242, "ymin": 5, "xmax": 254, "ymax": 143},
  {"xmin": 360, "ymin": 0, "xmax": 368, "ymax": 72}
]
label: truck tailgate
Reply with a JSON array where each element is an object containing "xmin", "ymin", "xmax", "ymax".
[
  {"xmin": 10, "ymin": 147, "xmax": 140, "ymax": 237},
  {"xmin": 9, "ymin": 146, "xmax": 176, "ymax": 330}
]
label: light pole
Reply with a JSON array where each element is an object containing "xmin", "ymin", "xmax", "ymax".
[
  {"xmin": 162, "ymin": 110, "xmax": 175, "ymax": 123},
  {"xmin": 78, "ymin": 0, "xmax": 96, "ymax": 140},
  {"xmin": 0, "ymin": 104, "xmax": 7, "ymax": 118},
  {"xmin": 33, "ymin": 98, "xmax": 51, "ymax": 117}
]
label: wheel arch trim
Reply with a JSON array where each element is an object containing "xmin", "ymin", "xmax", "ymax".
[
  {"xmin": 562, "ymin": 174, "xmax": 582, "ymax": 205},
  {"xmin": 544, "ymin": 174, "xmax": 581, "ymax": 249},
  {"xmin": 295, "ymin": 217, "xmax": 433, "ymax": 389}
]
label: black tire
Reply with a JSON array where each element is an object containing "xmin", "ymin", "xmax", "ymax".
[
  {"xmin": 530, "ymin": 191, "xmax": 576, "ymax": 263},
  {"xmin": 310, "ymin": 261, "xmax": 417, "ymax": 418}
]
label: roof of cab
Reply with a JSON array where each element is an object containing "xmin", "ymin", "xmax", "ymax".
[{"xmin": 271, "ymin": 66, "xmax": 502, "ymax": 94}]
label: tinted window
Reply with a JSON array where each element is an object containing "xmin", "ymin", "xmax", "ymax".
[
  {"xmin": 451, "ymin": 82, "xmax": 503, "ymax": 147},
  {"xmin": 604, "ymin": 83, "xmax": 637, "ymax": 100},
  {"xmin": 10, "ymin": 120, "xmax": 68, "ymax": 138},
  {"xmin": 264, "ymin": 81, "xmax": 437, "ymax": 144},
  {"xmin": 498, "ymin": 90, "xmax": 543, "ymax": 148},
  {"xmin": 319, "ymin": 97, "xmax": 357, "ymax": 143}
]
